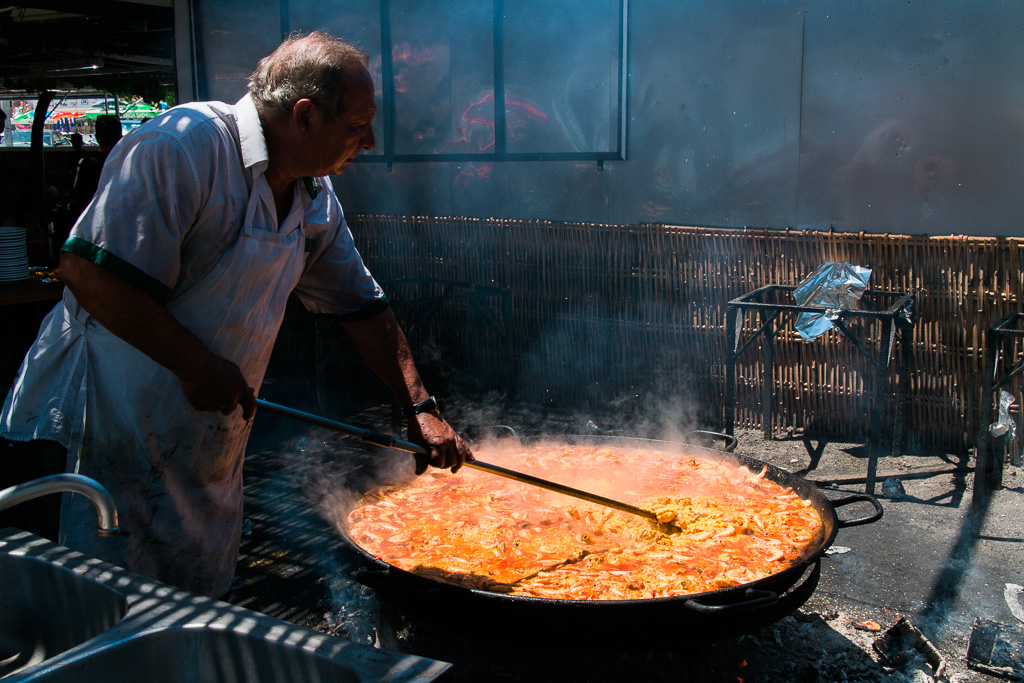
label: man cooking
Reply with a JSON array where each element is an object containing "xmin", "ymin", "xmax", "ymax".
[{"xmin": 0, "ymin": 31, "xmax": 473, "ymax": 598}]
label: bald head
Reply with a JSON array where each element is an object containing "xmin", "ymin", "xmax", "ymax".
[{"xmin": 248, "ymin": 31, "xmax": 370, "ymax": 124}]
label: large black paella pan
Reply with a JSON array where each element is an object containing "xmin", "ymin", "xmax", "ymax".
[{"xmin": 337, "ymin": 433, "xmax": 882, "ymax": 649}]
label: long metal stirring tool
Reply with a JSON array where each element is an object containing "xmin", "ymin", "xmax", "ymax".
[{"xmin": 255, "ymin": 398, "xmax": 682, "ymax": 534}]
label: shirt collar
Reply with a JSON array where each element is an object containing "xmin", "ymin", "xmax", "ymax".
[
  {"xmin": 235, "ymin": 94, "xmax": 268, "ymax": 172},
  {"xmin": 236, "ymin": 94, "xmax": 318, "ymax": 201}
]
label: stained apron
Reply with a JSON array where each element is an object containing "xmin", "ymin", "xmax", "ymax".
[{"xmin": 58, "ymin": 173, "xmax": 308, "ymax": 597}]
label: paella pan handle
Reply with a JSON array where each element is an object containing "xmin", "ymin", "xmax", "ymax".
[
  {"xmin": 830, "ymin": 493, "xmax": 884, "ymax": 528},
  {"xmin": 684, "ymin": 430, "xmax": 738, "ymax": 453},
  {"xmin": 684, "ymin": 587, "xmax": 780, "ymax": 614}
]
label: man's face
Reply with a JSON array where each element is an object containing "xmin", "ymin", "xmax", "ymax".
[{"xmin": 309, "ymin": 66, "xmax": 376, "ymax": 176}]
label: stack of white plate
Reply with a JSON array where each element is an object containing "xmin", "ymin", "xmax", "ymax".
[{"xmin": 0, "ymin": 227, "xmax": 29, "ymax": 282}]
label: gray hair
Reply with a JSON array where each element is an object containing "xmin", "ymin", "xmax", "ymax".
[{"xmin": 248, "ymin": 31, "xmax": 369, "ymax": 123}]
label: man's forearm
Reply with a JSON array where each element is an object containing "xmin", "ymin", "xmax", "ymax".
[
  {"xmin": 342, "ymin": 307, "xmax": 429, "ymax": 410},
  {"xmin": 59, "ymin": 251, "xmax": 210, "ymax": 380},
  {"xmin": 59, "ymin": 251, "xmax": 257, "ymax": 418},
  {"xmin": 343, "ymin": 305, "xmax": 473, "ymax": 472}
]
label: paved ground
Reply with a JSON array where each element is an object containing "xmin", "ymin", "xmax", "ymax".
[{"xmin": 228, "ymin": 399, "xmax": 1023, "ymax": 682}]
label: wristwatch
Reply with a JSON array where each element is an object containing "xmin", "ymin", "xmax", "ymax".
[{"xmin": 406, "ymin": 395, "xmax": 441, "ymax": 417}]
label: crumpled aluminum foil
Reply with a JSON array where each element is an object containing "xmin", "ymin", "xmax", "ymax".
[
  {"xmin": 989, "ymin": 390, "xmax": 1021, "ymax": 466},
  {"xmin": 793, "ymin": 262, "xmax": 872, "ymax": 341}
]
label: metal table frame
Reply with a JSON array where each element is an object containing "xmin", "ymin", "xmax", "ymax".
[
  {"xmin": 724, "ymin": 285, "xmax": 915, "ymax": 494},
  {"xmin": 973, "ymin": 312, "xmax": 1024, "ymax": 504}
]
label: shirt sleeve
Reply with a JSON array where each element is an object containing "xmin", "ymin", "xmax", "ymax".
[
  {"xmin": 293, "ymin": 189, "xmax": 387, "ymax": 318},
  {"xmin": 62, "ymin": 127, "xmax": 200, "ymax": 303}
]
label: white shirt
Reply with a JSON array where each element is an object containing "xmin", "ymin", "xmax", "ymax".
[{"xmin": 1, "ymin": 95, "xmax": 384, "ymax": 596}]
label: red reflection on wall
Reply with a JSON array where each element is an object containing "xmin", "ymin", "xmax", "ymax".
[
  {"xmin": 455, "ymin": 92, "xmax": 549, "ymax": 151},
  {"xmin": 391, "ymin": 43, "xmax": 436, "ymax": 93},
  {"xmin": 455, "ymin": 92, "xmax": 497, "ymax": 152},
  {"xmin": 368, "ymin": 43, "xmax": 438, "ymax": 96},
  {"xmin": 457, "ymin": 162, "xmax": 493, "ymax": 184},
  {"xmin": 368, "ymin": 45, "xmax": 553, "ymax": 182}
]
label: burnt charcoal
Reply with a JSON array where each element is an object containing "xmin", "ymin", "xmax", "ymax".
[
  {"xmin": 873, "ymin": 617, "xmax": 945, "ymax": 678},
  {"xmin": 796, "ymin": 664, "xmax": 820, "ymax": 682},
  {"xmin": 967, "ymin": 617, "xmax": 1024, "ymax": 680}
]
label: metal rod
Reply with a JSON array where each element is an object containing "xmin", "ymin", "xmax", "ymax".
[
  {"xmin": 833, "ymin": 317, "xmax": 886, "ymax": 369},
  {"xmin": 762, "ymin": 312, "xmax": 776, "ymax": 441},
  {"xmin": 354, "ymin": 151, "xmax": 627, "ymax": 164},
  {"xmin": 493, "ymin": 0, "xmax": 506, "ymax": 157},
  {"xmin": 735, "ymin": 308, "xmax": 783, "ymax": 357},
  {"xmin": 974, "ymin": 326, "xmax": 1003, "ymax": 504},
  {"xmin": 724, "ymin": 303, "xmax": 738, "ymax": 436},
  {"xmin": 992, "ymin": 358, "xmax": 1024, "ymax": 391},
  {"xmin": 618, "ymin": 0, "xmax": 629, "ymax": 159},
  {"xmin": 864, "ymin": 316, "xmax": 895, "ymax": 497},
  {"xmin": 379, "ymin": 0, "xmax": 395, "ymax": 163},
  {"xmin": 255, "ymin": 398, "xmax": 679, "ymax": 532},
  {"xmin": 256, "ymin": 399, "xmax": 415, "ymax": 453},
  {"xmin": 464, "ymin": 459, "xmax": 664, "ymax": 524}
]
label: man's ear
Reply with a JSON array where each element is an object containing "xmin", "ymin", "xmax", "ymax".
[{"xmin": 292, "ymin": 98, "xmax": 317, "ymax": 133}]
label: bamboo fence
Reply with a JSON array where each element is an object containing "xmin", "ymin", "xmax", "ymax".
[{"xmin": 349, "ymin": 215, "xmax": 1023, "ymax": 453}]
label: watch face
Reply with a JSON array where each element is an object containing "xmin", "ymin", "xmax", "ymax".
[{"xmin": 412, "ymin": 396, "xmax": 439, "ymax": 415}]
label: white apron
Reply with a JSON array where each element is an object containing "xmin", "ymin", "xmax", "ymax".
[{"xmin": 55, "ymin": 175, "xmax": 308, "ymax": 597}]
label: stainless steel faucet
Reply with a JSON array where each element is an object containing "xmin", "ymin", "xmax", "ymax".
[{"xmin": 0, "ymin": 473, "xmax": 119, "ymax": 536}]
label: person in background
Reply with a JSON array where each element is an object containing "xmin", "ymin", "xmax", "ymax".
[
  {"xmin": 48, "ymin": 116, "xmax": 124, "ymax": 264},
  {"xmin": 68, "ymin": 115, "xmax": 122, "ymax": 222},
  {"xmin": 1, "ymin": 31, "xmax": 473, "ymax": 598}
]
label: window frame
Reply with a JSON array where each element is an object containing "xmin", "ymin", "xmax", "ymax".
[{"xmin": 360, "ymin": 0, "xmax": 629, "ymax": 167}]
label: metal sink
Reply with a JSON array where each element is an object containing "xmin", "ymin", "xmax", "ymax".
[
  {"xmin": 22, "ymin": 626, "xmax": 437, "ymax": 683},
  {"xmin": 0, "ymin": 530, "xmax": 450, "ymax": 682},
  {"xmin": 0, "ymin": 552, "xmax": 128, "ymax": 677}
]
